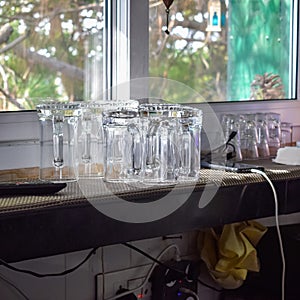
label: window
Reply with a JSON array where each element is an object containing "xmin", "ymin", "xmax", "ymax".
[
  {"xmin": 1, "ymin": 0, "xmax": 298, "ymax": 111},
  {"xmin": 0, "ymin": 0, "xmax": 106, "ymax": 111},
  {"xmin": 0, "ymin": 0, "xmax": 299, "ymax": 169},
  {"xmin": 149, "ymin": 0, "xmax": 298, "ymax": 102}
]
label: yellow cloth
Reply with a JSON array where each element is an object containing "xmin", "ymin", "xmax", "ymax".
[{"xmin": 198, "ymin": 221, "xmax": 268, "ymax": 289}]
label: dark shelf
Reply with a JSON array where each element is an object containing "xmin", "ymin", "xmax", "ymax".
[{"xmin": 1, "ymin": 160, "xmax": 300, "ymax": 263}]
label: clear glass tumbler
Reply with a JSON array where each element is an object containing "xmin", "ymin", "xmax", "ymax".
[
  {"xmin": 177, "ymin": 106, "xmax": 202, "ymax": 181},
  {"xmin": 239, "ymin": 114, "xmax": 259, "ymax": 160},
  {"xmin": 266, "ymin": 112, "xmax": 281, "ymax": 157},
  {"xmin": 255, "ymin": 113, "xmax": 270, "ymax": 158},
  {"xmin": 221, "ymin": 113, "xmax": 243, "ymax": 162},
  {"xmin": 139, "ymin": 103, "xmax": 182, "ymax": 184},
  {"xmin": 280, "ymin": 122, "xmax": 293, "ymax": 147},
  {"xmin": 37, "ymin": 100, "xmax": 82, "ymax": 182},
  {"xmin": 102, "ymin": 100, "xmax": 140, "ymax": 182},
  {"xmin": 77, "ymin": 102, "xmax": 105, "ymax": 178}
]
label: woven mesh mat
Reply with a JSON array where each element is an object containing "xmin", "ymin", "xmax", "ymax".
[{"xmin": 1, "ymin": 162, "xmax": 299, "ymax": 214}]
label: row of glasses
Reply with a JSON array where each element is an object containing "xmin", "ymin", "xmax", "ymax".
[
  {"xmin": 78, "ymin": 100, "xmax": 141, "ymax": 180},
  {"xmin": 103, "ymin": 103, "xmax": 202, "ymax": 184},
  {"xmin": 138, "ymin": 104, "xmax": 202, "ymax": 184},
  {"xmin": 37, "ymin": 99, "xmax": 140, "ymax": 182},
  {"xmin": 36, "ymin": 100, "xmax": 202, "ymax": 184},
  {"xmin": 221, "ymin": 112, "xmax": 281, "ymax": 160}
]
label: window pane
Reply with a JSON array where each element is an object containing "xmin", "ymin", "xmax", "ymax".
[
  {"xmin": 149, "ymin": 0, "xmax": 297, "ymax": 103},
  {"xmin": 0, "ymin": 0, "xmax": 104, "ymax": 111}
]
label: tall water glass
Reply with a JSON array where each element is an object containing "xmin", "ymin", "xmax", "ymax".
[
  {"xmin": 178, "ymin": 107, "xmax": 202, "ymax": 181},
  {"xmin": 239, "ymin": 114, "xmax": 259, "ymax": 160},
  {"xmin": 37, "ymin": 101, "xmax": 82, "ymax": 182},
  {"xmin": 139, "ymin": 104, "xmax": 182, "ymax": 184},
  {"xmin": 266, "ymin": 112, "xmax": 281, "ymax": 156},
  {"xmin": 255, "ymin": 113, "xmax": 270, "ymax": 158},
  {"xmin": 77, "ymin": 102, "xmax": 105, "ymax": 178},
  {"xmin": 102, "ymin": 100, "xmax": 140, "ymax": 182},
  {"xmin": 280, "ymin": 122, "xmax": 293, "ymax": 147},
  {"xmin": 221, "ymin": 113, "xmax": 242, "ymax": 161}
]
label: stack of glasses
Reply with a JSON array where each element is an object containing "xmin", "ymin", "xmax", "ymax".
[
  {"xmin": 221, "ymin": 112, "xmax": 282, "ymax": 161},
  {"xmin": 36, "ymin": 100, "xmax": 202, "ymax": 184}
]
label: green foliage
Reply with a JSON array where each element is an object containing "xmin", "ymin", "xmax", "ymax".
[
  {"xmin": 149, "ymin": 0, "xmax": 292, "ymax": 102},
  {"xmin": 0, "ymin": 0, "xmax": 295, "ymax": 109},
  {"xmin": 149, "ymin": 0, "xmax": 228, "ymax": 102},
  {"xmin": 0, "ymin": 0, "xmax": 103, "ymax": 110}
]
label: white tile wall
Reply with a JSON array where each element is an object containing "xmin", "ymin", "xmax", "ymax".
[
  {"xmin": 0, "ymin": 254, "xmax": 66, "ymax": 300},
  {"xmin": 0, "ymin": 231, "xmax": 212, "ymax": 300},
  {"xmin": 65, "ymin": 248, "xmax": 103, "ymax": 300},
  {"xmin": 103, "ymin": 245, "xmax": 131, "ymax": 273}
]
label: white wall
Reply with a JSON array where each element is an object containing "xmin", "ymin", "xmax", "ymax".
[{"xmin": 0, "ymin": 231, "xmax": 222, "ymax": 300}]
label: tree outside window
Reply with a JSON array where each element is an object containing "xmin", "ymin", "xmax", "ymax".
[
  {"xmin": 149, "ymin": 0, "xmax": 295, "ymax": 102},
  {"xmin": 0, "ymin": 0, "xmax": 104, "ymax": 111}
]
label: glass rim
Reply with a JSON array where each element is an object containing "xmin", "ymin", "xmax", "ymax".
[
  {"xmin": 36, "ymin": 100, "xmax": 82, "ymax": 111},
  {"xmin": 102, "ymin": 110, "xmax": 138, "ymax": 119},
  {"xmin": 139, "ymin": 103, "xmax": 202, "ymax": 118}
]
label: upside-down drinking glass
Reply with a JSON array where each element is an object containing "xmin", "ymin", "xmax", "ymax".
[
  {"xmin": 139, "ymin": 104, "xmax": 182, "ymax": 184},
  {"xmin": 102, "ymin": 100, "xmax": 140, "ymax": 182},
  {"xmin": 177, "ymin": 106, "xmax": 202, "ymax": 181},
  {"xmin": 77, "ymin": 101, "xmax": 105, "ymax": 178},
  {"xmin": 37, "ymin": 100, "xmax": 82, "ymax": 182}
]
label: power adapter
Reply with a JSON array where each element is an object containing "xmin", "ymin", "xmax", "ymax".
[
  {"xmin": 150, "ymin": 260, "xmax": 200, "ymax": 300},
  {"xmin": 115, "ymin": 287, "xmax": 137, "ymax": 300}
]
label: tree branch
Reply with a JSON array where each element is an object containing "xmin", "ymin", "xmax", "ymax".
[
  {"xmin": 13, "ymin": 44, "xmax": 84, "ymax": 81},
  {"xmin": 0, "ymin": 3, "xmax": 103, "ymax": 24},
  {"xmin": 0, "ymin": 88, "xmax": 24, "ymax": 110},
  {"xmin": 0, "ymin": 24, "xmax": 13, "ymax": 45},
  {"xmin": 0, "ymin": 31, "xmax": 28, "ymax": 54},
  {"xmin": 173, "ymin": 19, "xmax": 207, "ymax": 32}
]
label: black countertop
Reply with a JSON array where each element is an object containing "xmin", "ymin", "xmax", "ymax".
[{"xmin": 1, "ymin": 160, "xmax": 300, "ymax": 263}]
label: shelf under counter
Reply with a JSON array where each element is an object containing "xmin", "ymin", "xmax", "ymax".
[{"xmin": 1, "ymin": 160, "xmax": 300, "ymax": 263}]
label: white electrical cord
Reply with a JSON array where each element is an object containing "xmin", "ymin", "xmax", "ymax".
[
  {"xmin": 104, "ymin": 243, "xmax": 181, "ymax": 300},
  {"xmin": 250, "ymin": 168, "xmax": 286, "ymax": 300}
]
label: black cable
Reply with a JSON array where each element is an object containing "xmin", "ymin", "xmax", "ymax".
[
  {"xmin": 226, "ymin": 131, "xmax": 237, "ymax": 146},
  {"xmin": 123, "ymin": 242, "xmax": 165, "ymax": 266},
  {"xmin": 0, "ymin": 247, "xmax": 98, "ymax": 278},
  {"xmin": 0, "ymin": 273, "xmax": 30, "ymax": 300},
  {"xmin": 226, "ymin": 142, "xmax": 236, "ymax": 160},
  {"xmin": 203, "ymin": 131, "xmax": 237, "ymax": 162},
  {"xmin": 122, "ymin": 242, "xmax": 222, "ymax": 293}
]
